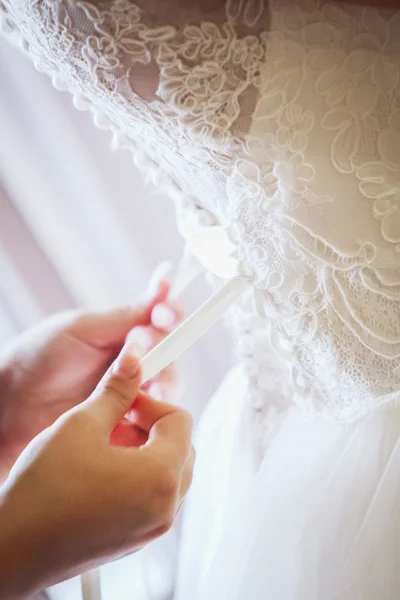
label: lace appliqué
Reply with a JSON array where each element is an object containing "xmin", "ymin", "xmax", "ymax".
[
  {"xmin": 2, "ymin": 0, "xmax": 400, "ymax": 455},
  {"xmin": 225, "ymin": 1, "xmax": 400, "ymax": 431}
]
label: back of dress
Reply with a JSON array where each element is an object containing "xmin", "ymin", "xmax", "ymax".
[
  {"xmin": 2, "ymin": 1, "xmax": 399, "ymax": 431},
  {"xmin": 2, "ymin": 3, "xmax": 400, "ymax": 599}
]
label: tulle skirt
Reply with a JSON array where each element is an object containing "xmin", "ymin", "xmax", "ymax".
[{"xmin": 175, "ymin": 366, "xmax": 400, "ymax": 600}]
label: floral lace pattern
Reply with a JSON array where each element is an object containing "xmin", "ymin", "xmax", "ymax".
[
  {"xmin": 2, "ymin": 0, "xmax": 400, "ymax": 453},
  {"xmin": 227, "ymin": 0, "xmax": 400, "ymax": 441}
]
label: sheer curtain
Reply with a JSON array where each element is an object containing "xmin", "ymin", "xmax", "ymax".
[{"xmin": 0, "ymin": 35, "xmax": 229, "ymax": 599}]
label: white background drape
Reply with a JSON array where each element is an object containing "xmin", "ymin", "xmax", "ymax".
[{"xmin": 0, "ymin": 36, "xmax": 229, "ymax": 600}]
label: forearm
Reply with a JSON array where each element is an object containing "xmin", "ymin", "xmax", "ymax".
[
  {"xmin": 342, "ymin": 0, "xmax": 400, "ymax": 6},
  {"xmin": 0, "ymin": 359, "xmax": 58, "ymax": 598},
  {"xmin": 0, "ymin": 484, "xmax": 50, "ymax": 599},
  {"xmin": 0, "ymin": 363, "xmax": 14, "ymax": 480}
]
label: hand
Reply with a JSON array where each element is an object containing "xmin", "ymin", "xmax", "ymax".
[
  {"xmin": 0, "ymin": 281, "xmax": 170, "ymax": 475},
  {"xmin": 0, "ymin": 345, "xmax": 194, "ymax": 599},
  {"xmin": 127, "ymin": 297, "xmax": 185, "ymax": 403}
]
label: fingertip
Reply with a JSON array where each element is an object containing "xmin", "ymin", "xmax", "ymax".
[
  {"xmin": 154, "ymin": 280, "xmax": 171, "ymax": 306},
  {"xmin": 148, "ymin": 267, "xmax": 171, "ymax": 302},
  {"xmin": 151, "ymin": 302, "xmax": 177, "ymax": 331},
  {"xmin": 112, "ymin": 343, "xmax": 142, "ymax": 380},
  {"xmin": 125, "ymin": 327, "xmax": 153, "ymax": 351}
]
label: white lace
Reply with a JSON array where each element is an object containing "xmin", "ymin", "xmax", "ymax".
[{"xmin": 2, "ymin": 0, "xmax": 400, "ymax": 454}]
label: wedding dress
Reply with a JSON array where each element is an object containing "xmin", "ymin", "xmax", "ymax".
[{"xmin": 2, "ymin": 0, "xmax": 400, "ymax": 598}]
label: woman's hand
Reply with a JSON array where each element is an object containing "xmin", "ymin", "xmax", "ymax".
[
  {"xmin": 0, "ymin": 281, "xmax": 170, "ymax": 476},
  {"xmin": 127, "ymin": 296, "xmax": 185, "ymax": 403},
  {"xmin": 0, "ymin": 345, "xmax": 194, "ymax": 600}
]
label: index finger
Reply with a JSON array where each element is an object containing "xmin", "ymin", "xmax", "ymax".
[
  {"xmin": 142, "ymin": 407, "xmax": 193, "ymax": 474},
  {"xmin": 67, "ymin": 281, "xmax": 170, "ymax": 350}
]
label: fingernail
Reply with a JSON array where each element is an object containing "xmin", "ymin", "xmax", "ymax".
[
  {"xmin": 149, "ymin": 382, "xmax": 164, "ymax": 402},
  {"xmin": 152, "ymin": 303, "xmax": 176, "ymax": 329},
  {"xmin": 148, "ymin": 261, "xmax": 173, "ymax": 298},
  {"xmin": 113, "ymin": 344, "xmax": 141, "ymax": 379},
  {"xmin": 126, "ymin": 328, "xmax": 153, "ymax": 350}
]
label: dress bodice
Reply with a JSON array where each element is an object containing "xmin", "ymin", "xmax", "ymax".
[{"xmin": 2, "ymin": 0, "xmax": 400, "ymax": 450}]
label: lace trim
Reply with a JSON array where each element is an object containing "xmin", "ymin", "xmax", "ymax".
[{"xmin": 2, "ymin": 0, "xmax": 400, "ymax": 446}]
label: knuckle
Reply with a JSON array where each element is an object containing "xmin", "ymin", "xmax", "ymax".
[
  {"xmin": 155, "ymin": 516, "xmax": 175, "ymax": 537},
  {"xmin": 148, "ymin": 461, "xmax": 179, "ymax": 503},
  {"xmin": 187, "ymin": 450, "xmax": 196, "ymax": 474},
  {"xmin": 178, "ymin": 408, "xmax": 194, "ymax": 431},
  {"xmin": 102, "ymin": 381, "xmax": 129, "ymax": 408},
  {"xmin": 182, "ymin": 453, "xmax": 195, "ymax": 491},
  {"xmin": 185, "ymin": 465, "xmax": 195, "ymax": 492},
  {"xmin": 146, "ymin": 465, "xmax": 179, "ymax": 532},
  {"xmin": 154, "ymin": 466, "xmax": 179, "ymax": 500}
]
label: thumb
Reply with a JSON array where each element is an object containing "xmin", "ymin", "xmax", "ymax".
[{"xmin": 86, "ymin": 344, "xmax": 142, "ymax": 428}]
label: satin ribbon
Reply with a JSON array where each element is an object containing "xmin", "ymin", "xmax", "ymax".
[{"xmin": 141, "ymin": 225, "xmax": 249, "ymax": 383}]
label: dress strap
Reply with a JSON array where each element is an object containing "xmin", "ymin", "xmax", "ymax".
[{"xmin": 141, "ymin": 276, "xmax": 247, "ymax": 383}]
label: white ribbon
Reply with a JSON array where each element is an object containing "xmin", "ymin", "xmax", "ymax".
[{"xmin": 141, "ymin": 224, "xmax": 247, "ymax": 383}]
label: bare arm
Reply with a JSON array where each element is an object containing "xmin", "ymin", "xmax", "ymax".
[
  {"xmin": 341, "ymin": 0, "xmax": 400, "ymax": 6},
  {"xmin": 0, "ymin": 347, "xmax": 194, "ymax": 599}
]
